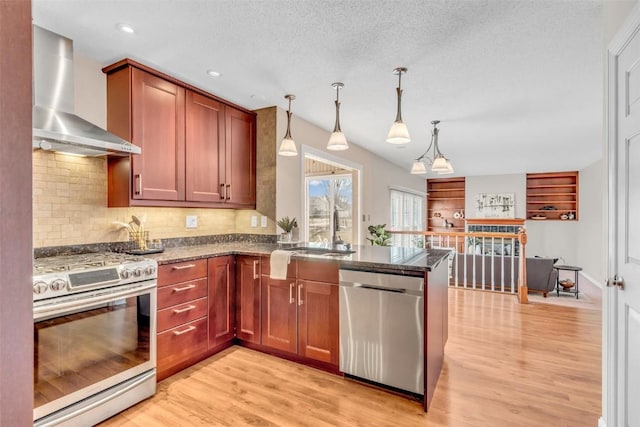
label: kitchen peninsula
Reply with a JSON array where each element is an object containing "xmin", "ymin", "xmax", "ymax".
[{"xmin": 146, "ymin": 240, "xmax": 450, "ymax": 411}]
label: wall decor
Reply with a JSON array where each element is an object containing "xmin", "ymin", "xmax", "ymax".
[{"xmin": 474, "ymin": 193, "xmax": 515, "ymax": 218}]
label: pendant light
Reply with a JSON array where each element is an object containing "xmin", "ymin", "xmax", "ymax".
[
  {"xmin": 386, "ymin": 67, "xmax": 411, "ymax": 144},
  {"xmin": 327, "ymin": 82, "xmax": 348, "ymax": 151},
  {"xmin": 410, "ymin": 120, "xmax": 454, "ymax": 175},
  {"xmin": 278, "ymin": 94, "xmax": 298, "ymax": 156}
]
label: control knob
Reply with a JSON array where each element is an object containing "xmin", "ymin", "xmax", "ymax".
[
  {"xmin": 121, "ymin": 269, "xmax": 133, "ymax": 279},
  {"xmin": 50, "ymin": 279, "xmax": 67, "ymax": 291},
  {"xmin": 33, "ymin": 281, "xmax": 48, "ymax": 295},
  {"xmin": 145, "ymin": 265, "xmax": 157, "ymax": 276},
  {"xmin": 133, "ymin": 267, "xmax": 144, "ymax": 278}
]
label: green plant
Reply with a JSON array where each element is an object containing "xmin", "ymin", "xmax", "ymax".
[
  {"xmin": 277, "ymin": 216, "xmax": 297, "ymax": 233},
  {"xmin": 366, "ymin": 224, "xmax": 392, "ymax": 246}
]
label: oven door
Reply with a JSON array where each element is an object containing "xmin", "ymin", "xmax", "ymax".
[{"xmin": 33, "ymin": 281, "xmax": 156, "ymax": 422}]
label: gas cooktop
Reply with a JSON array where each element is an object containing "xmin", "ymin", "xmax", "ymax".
[{"xmin": 33, "ymin": 252, "xmax": 157, "ymax": 301}]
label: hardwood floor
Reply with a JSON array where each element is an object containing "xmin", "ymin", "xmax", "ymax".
[{"xmin": 100, "ymin": 288, "xmax": 601, "ymax": 426}]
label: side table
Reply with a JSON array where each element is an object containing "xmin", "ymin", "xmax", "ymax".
[{"xmin": 554, "ymin": 265, "xmax": 582, "ymax": 299}]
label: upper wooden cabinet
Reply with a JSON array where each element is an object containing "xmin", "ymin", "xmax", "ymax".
[{"xmin": 103, "ymin": 59, "xmax": 256, "ymax": 208}]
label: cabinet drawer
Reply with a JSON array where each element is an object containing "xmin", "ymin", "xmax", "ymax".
[
  {"xmin": 158, "ymin": 259, "xmax": 207, "ymax": 285},
  {"xmin": 261, "ymin": 255, "xmax": 296, "ymax": 278},
  {"xmin": 157, "ymin": 297, "xmax": 208, "ymax": 332},
  {"xmin": 157, "ymin": 317, "xmax": 208, "ymax": 372},
  {"xmin": 297, "ymin": 260, "xmax": 338, "ymax": 283},
  {"xmin": 157, "ymin": 277, "xmax": 207, "ymax": 310}
]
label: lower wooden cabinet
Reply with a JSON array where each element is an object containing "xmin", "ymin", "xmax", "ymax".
[
  {"xmin": 156, "ymin": 255, "xmax": 339, "ymax": 381},
  {"xmin": 261, "ymin": 276, "xmax": 298, "ymax": 353},
  {"xmin": 235, "ymin": 256, "xmax": 261, "ymax": 343},
  {"xmin": 297, "ymin": 279, "xmax": 339, "ymax": 365},
  {"xmin": 208, "ymin": 256, "xmax": 235, "ymax": 349},
  {"xmin": 261, "ymin": 260, "xmax": 339, "ymax": 366}
]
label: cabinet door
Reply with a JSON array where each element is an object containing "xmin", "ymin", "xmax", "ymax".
[
  {"xmin": 261, "ymin": 275, "xmax": 297, "ymax": 354},
  {"xmin": 185, "ymin": 91, "xmax": 225, "ymax": 202},
  {"xmin": 208, "ymin": 256, "xmax": 235, "ymax": 348},
  {"xmin": 225, "ymin": 107, "xmax": 256, "ymax": 206},
  {"xmin": 236, "ymin": 256, "xmax": 261, "ymax": 343},
  {"xmin": 297, "ymin": 280, "xmax": 339, "ymax": 365},
  {"xmin": 131, "ymin": 68, "xmax": 185, "ymax": 201}
]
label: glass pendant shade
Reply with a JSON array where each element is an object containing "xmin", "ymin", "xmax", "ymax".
[
  {"xmin": 431, "ymin": 155, "xmax": 450, "ymax": 172},
  {"xmin": 437, "ymin": 160, "xmax": 454, "ymax": 174},
  {"xmin": 327, "ymin": 131, "xmax": 348, "ymax": 150},
  {"xmin": 410, "ymin": 159, "xmax": 427, "ymax": 174},
  {"xmin": 278, "ymin": 137, "xmax": 297, "ymax": 156},
  {"xmin": 386, "ymin": 121, "xmax": 411, "ymax": 145}
]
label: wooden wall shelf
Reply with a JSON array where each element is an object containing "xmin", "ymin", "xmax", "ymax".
[
  {"xmin": 427, "ymin": 177, "xmax": 465, "ymax": 236},
  {"xmin": 526, "ymin": 172, "xmax": 579, "ymax": 221}
]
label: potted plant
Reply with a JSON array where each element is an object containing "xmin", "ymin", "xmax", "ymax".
[
  {"xmin": 366, "ymin": 224, "xmax": 392, "ymax": 246},
  {"xmin": 277, "ymin": 216, "xmax": 297, "ymax": 242}
]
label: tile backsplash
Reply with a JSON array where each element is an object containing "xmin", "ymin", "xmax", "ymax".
[{"xmin": 33, "ymin": 151, "xmax": 275, "ymax": 248}]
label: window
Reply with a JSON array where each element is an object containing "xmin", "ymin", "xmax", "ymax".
[
  {"xmin": 306, "ymin": 175, "xmax": 353, "ymax": 245},
  {"xmin": 390, "ymin": 188, "xmax": 425, "ymax": 248}
]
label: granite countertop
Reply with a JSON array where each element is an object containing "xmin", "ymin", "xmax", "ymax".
[{"xmin": 147, "ymin": 242, "xmax": 450, "ymax": 274}]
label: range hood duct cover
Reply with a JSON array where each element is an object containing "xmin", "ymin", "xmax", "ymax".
[{"xmin": 32, "ymin": 25, "xmax": 141, "ymax": 156}]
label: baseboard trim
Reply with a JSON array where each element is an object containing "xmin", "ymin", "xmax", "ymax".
[
  {"xmin": 579, "ymin": 271, "xmax": 602, "ymax": 289},
  {"xmin": 598, "ymin": 416, "xmax": 607, "ymax": 427}
]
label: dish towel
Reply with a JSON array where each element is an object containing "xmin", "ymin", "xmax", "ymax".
[{"xmin": 270, "ymin": 250, "xmax": 294, "ymax": 280}]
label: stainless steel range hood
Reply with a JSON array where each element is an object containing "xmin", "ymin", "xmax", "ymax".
[{"xmin": 32, "ymin": 26, "xmax": 141, "ymax": 156}]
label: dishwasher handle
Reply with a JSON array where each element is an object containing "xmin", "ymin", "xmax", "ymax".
[{"xmin": 356, "ymin": 284, "xmax": 407, "ymax": 293}]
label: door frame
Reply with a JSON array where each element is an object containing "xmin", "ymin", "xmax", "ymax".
[{"xmin": 604, "ymin": 4, "xmax": 640, "ymax": 427}]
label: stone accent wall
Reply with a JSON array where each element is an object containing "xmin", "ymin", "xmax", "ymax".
[{"xmin": 33, "ymin": 150, "xmax": 273, "ymax": 248}]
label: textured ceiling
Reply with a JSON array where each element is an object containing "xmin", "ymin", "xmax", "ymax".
[{"xmin": 32, "ymin": 0, "xmax": 605, "ymax": 177}]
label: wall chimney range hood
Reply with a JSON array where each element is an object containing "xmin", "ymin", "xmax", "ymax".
[{"xmin": 32, "ymin": 25, "xmax": 141, "ymax": 156}]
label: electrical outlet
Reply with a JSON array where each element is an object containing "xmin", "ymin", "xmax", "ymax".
[
  {"xmin": 261, "ymin": 215, "xmax": 268, "ymax": 228},
  {"xmin": 186, "ymin": 215, "xmax": 198, "ymax": 229},
  {"xmin": 251, "ymin": 215, "xmax": 258, "ymax": 227}
]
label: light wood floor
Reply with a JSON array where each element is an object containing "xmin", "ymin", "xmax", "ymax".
[{"xmin": 100, "ymin": 287, "xmax": 601, "ymax": 426}]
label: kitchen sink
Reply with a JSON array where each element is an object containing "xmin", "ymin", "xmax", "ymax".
[{"xmin": 289, "ymin": 247, "xmax": 355, "ymax": 257}]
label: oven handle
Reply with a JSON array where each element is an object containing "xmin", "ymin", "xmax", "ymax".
[
  {"xmin": 33, "ymin": 282, "xmax": 157, "ymax": 320},
  {"xmin": 34, "ymin": 370, "xmax": 155, "ymax": 427}
]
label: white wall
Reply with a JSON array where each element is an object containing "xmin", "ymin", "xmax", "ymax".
[
  {"xmin": 464, "ymin": 174, "xmax": 526, "ymax": 218},
  {"xmin": 275, "ymin": 107, "xmax": 426, "ymax": 245},
  {"xmin": 576, "ymin": 159, "xmax": 606, "ymax": 282},
  {"xmin": 464, "ymin": 173, "xmax": 580, "ymax": 264}
]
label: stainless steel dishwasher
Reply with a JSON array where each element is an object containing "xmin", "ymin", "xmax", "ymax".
[{"xmin": 339, "ymin": 269, "xmax": 424, "ymax": 395}]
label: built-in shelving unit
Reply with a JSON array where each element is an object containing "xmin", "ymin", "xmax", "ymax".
[
  {"xmin": 427, "ymin": 177, "xmax": 466, "ymax": 232},
  {"xmin": 526, "ymin": 172, "xmax": 579, "ymax": 221}
]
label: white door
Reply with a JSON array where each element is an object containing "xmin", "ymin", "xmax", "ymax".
[{"xmin": 607, "ymin": 5, "xmax": 640, "ymax": 426}]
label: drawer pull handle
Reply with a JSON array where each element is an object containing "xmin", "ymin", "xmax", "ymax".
[
  {"xmin": 220, "ymin": 184, "xmax": 226, "ymax": 200},
  {"xmin": 172, "ymin": 284, "xmax": 196, "ymax": 292},
  {"xmin": 226, "ymin": 184, "xmax": 231, "ymax": 200},
  {"xmin": 298, "ymin": 283, "xmax": 303, "ymax": 306},
  {"xmin": 173, "ymin": 304, "xmax": 195, "ymax": 314},
  {"xmin": 253, "ymin": 259, "xmax": 259, "ymax": 280},
  {"xmin": 289, "ymin": 282, "xmax": 295, "ymax": 304},
  {"xmin": 172, "ymin": 264, "xmax": 196, "ymax": 270},
  {"xmin": 173, "ymin": 325, "xmax": 196, "ymax": 336}
]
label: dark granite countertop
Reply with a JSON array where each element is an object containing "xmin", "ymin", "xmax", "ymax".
[{"xmin": 146, "ymin": 242, "xmax": 449, "ymax": 274}]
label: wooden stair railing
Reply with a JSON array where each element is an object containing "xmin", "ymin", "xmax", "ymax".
[{"xmin": 389, "ymin": 229, "xmax": 529, "ymax": 303}]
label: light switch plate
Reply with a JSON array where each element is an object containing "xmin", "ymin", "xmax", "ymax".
[
  {"xmin": 261, "ymin": 215, "xmax": 268, "ymax": 228},
  {"xmin": 251, "ymin": 215, "xmax": 258, "ymax": 227},
  {"xmin": 186, "ymin": 215, "xmax": 198, "ymax": 229}
]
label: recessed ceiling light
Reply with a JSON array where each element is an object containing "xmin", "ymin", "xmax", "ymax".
[
  {"xmin": 206, "ymin": 69, "xmax": 221, "ymax": 78},
  {"xmin": 116, "ymin": 23, "xmax": 135, "ymax": 34}
]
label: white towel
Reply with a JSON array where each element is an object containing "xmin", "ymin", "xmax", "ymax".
[{"xmin": 270, "ymin": 250, "xmax": 293, "ymax": 280}]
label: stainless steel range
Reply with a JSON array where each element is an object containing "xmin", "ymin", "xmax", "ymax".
[{"xmin": 33, "ymin": 252, "xmax": 158, "ymax": 427}]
